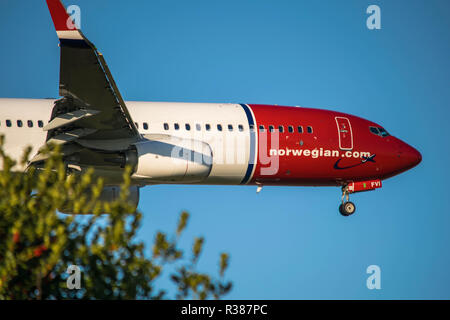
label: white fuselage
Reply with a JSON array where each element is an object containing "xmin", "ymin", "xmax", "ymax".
[{"xmin": 0, "ymin": 98, "xmax": 256, "ymax": 185}]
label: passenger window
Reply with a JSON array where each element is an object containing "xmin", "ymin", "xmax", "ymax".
[
  {"xmin": 288, "ymin": 126, "xmax": 294, "ymax": 133},
  {"xmin": 27, "ymin": 120, "xmax": 33, "ymax": 128},
  {"xmin": 238, "ymin": 124, "xmax": 244, "ymax": 132},
  {"xmin": 143, "ymin": 122, "xmax": 148, "ymax": 130},
  {"xmin": 38, "ymin": 120, "xmax": 43, "ymax": 128},
  {"xmin": 6, "ymin": 120, "xmax": 12, "ymax": 127},
  {"xmin": 269, "ymin": 125, "xmax": 274, "ymax": 132},
  {"xmin": 249, "ymin": 124, "xmax": 255, "ymax": 132},
  {"xmin": 297, "ymin": 126, "xmax": 303, "ymax": 133},
  {"xmin": 17, "ymin": 120, "xmax": 23, "ymax": 127},
  {"xmin": 164, "ymin": 123, "xmax": 169, "ymax": 130},
  {"xmin": 228, "ymin": 124, "xmax": 233, "ymax": 131},
  {"xmin": 174, "ymin": 123, "xmax": 180, "ymax": 130},
  {"xmin": 279, "ymin": 125, "xmax": 284, "ymax": 133},
  {"xmin": 196, "ymin": 124, "xmax": 201, "ymax": 131},
  {"xmin": 205, "ymin": 124, "xmax": 211, "ymax": 131},
  {"xmin": 217, "ymin": 124, "xmax": 222, "ymax": 131},
  {"xmin": 185, "ymin": 123, "xmax": 191, "ymax": 131},
  {"xmin": 259, "ymin": 125, "xmax": 265, "ymax": 132},
  {"xmin": 134, "ymin": 122, "xmax": 139, "ymax": 129},
  {"xmin": 307, "ymin": 126, "xmax": 313, "ymax": 133}
]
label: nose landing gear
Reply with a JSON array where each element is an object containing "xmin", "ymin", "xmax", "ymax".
[
  {"xmin": 339, "ymin": 186, "xmax": 356, "ymax": 216},
  {"xmin": 338, "ymin": 180, "xmax": 382, "ymax": 216}
]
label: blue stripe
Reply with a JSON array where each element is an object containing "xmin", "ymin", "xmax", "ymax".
[
  {"xmin": 240, "ymin": 104, "xmax": 256, "ymax": 184},
  {"xmin": 60, "ymin": 39, "xmax": 90, "ymax": 48}
]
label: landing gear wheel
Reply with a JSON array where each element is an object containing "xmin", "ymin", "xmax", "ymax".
[
  {"xmin": 339, "ymin": 201, "xmax": 356, "ymax": 216},
  {"xmin": 339, "ymin": 185, "xmax": 356, "ymax": 216}
]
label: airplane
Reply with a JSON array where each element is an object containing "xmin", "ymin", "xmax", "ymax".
[{"xmin": 0, "ymin": 0, "xmax": 422, "ymax": 216}]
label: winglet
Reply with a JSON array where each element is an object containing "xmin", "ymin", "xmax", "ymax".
[{"xmin": 46, "ymin": 0, "xmax": 83, "ymax": 40}]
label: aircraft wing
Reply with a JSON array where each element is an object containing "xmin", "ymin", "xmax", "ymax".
[{"xmin": 43, "ymin": 0, "xmax": 140, "ymax": 148}]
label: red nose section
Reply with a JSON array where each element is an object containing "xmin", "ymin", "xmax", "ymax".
[
  {"xmin": 401, "ymin": 143, "xmax": 422, "ymax": 170},
  {"xmin": 407, "ymin": 145, "xmax": 422, "ymax": 168}
]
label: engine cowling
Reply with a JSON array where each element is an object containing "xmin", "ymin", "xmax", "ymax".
[
  {"xmin": 131, "ymin": 135, "xmax": 212, "ymax": 183},
  {"xmin": 59, "ymin": 186, "xmax": 140, "ymax": 214}
]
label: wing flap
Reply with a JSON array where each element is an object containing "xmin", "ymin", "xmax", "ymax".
[
  {"xmin": 43, "ymin": 109, "xmax": 100, "ymax": 131},
  {"xmin": 48, "ymin": 128, "xmax": 98, "ymax": 145}
]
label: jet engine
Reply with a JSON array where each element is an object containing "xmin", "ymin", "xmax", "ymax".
[{"xmin": 131, "ymin": 135, "xmax": 213, "ymax": 183}]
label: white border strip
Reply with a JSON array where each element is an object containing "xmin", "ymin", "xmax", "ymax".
[{"xmin": 56, "ymin": 30, "xmax": 83, "ymax": 40}]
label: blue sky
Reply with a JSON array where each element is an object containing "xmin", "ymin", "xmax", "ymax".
[{"xmin": 1, "ymin": 0, "xmax": 449, "ymax": 299}]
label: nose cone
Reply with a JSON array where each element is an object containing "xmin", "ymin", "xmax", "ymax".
[
  {"xmin": 399, "ymin": 142, "xmax": 422, "ymax": 170},
  {"xmin": 410, "ymin": 146, "xmax": 422, "ymax": 167}
]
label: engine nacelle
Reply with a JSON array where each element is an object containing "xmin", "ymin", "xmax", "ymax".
[
  {"xmin": 59, "ymin": 186, "xmax": 140, "ymax": 214},
  {"xmin": 132, "ymin": 135, "xmax": 212, "ymax": 183}
]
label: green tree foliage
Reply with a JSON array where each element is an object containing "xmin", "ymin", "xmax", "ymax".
[{"xmin": 0, "ymin": 137, "xmax": 231, "ymax": 299}]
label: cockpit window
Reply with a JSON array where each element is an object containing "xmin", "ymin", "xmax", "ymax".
[
  {"xmin": 369, "ymin": 126, "xmax": 390, "ymax": 137},
  {"xmin": 378, "ymin": 127, "xmax": 390, "ymax": 137}
]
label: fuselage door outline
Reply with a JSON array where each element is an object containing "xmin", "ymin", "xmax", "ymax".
[{"xmin": 335, "ymin": 116, "xmax": 354, "ymax": 150}]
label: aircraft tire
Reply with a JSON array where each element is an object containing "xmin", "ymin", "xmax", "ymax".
[{"xmin": 339, "ymin": 202, "xmax": 356, "ymax": 216}]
